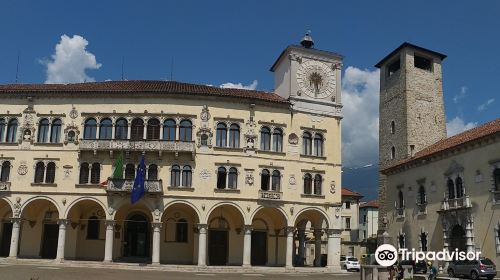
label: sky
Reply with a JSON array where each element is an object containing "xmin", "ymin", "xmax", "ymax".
[{"xmin": 1, "ymin": 1, "xmax": 499, "ymax": 199}]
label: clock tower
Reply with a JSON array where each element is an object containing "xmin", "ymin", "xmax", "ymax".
[{"xmin": 270, "ymin": 32, "xmax": 343, "ymax": 118}]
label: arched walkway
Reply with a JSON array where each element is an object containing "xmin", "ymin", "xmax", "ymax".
[
  {"xmin": 65, "ymin": 199, "xmax": 107, "ymax": 261},
  {"xmin": 206, "ymin": 204, "xmax": 245, "ymax": 266},
  {"xmin": 20, "ymin": 198, "xmax": 60, "ymax": 259},
  {"xmin": 293, "ymin": 209, "xmax": 329, "ymax": 267},
  {"xmin": 0, "ymin": 198, "xmax": 13, "ymax": 257},
  {"xmin": 251, "ymin": 207, "xmax": 287, "ymax": 266},
  {"xmin": 160, "ymin": 202, "xmax": 200, "ymax": 264}
]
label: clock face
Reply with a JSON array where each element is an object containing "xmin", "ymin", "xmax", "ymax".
[{"xmin": 296, "ymin": 60, "xmax": 336, "ymax": 99}]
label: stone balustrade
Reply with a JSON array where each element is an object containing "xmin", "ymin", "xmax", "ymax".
[{"xmin": 106, "ymin": 178, "xmax": 163, "ymax": 194}]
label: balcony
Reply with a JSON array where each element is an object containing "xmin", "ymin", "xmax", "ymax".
[
  {"xmin": 440, "ymin": 195, "xmax": 472, "ymax": 211},
  {"xmin": 416, "ymin": 202, "xmax": 427, "ymax": 215},
  {"xmin": 395, "ymin": 207, "xmax": 405, "ymax": 219},
  {"xmin": 79, "ymin": 139, "xmax": 195, "ymax": 158},
  {"xmin": 106, "ymin": 178, "xmax": 163, "ymax": 194},
  {"xmin": 259, "ymin": 190, "xmax": 282, "ymax": 200},
  {"xmin": 491, "ymin": 190, "xmax": 500, "ymax": 204},
  {"xmin": 0, "ymin": 182, "xmax": 11, "ymax": 191}
]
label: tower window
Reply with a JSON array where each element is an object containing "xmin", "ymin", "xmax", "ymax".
[
  {"xmin": 387, "ymin": 59, "xmax": 400, "ymax": 77},
  {"xmin": 414, "ymin": 55, "xmax": 432, "ymax": 71},
  {"xmin": 390, "ymin": 121, "xmax": 395, "ymax": 134},
  {"xmin": 391, "ymin": 146, "xmax": 396, "ymax": 159}
]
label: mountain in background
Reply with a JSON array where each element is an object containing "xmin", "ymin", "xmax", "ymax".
[{"xmin": 342, "ymin": 165, "xmax": 379, "ymax": 201}]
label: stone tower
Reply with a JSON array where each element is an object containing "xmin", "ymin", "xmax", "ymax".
[{"xmin": 375, "ymin": 42, "xmax": 447, "ymax": 233}]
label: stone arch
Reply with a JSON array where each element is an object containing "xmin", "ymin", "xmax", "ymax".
[
  {"xmin": 162, "ymin": 200, "xmax": 201, "ymax": 222},
  {"xmin": 292, "ymin": 206, "xmax": 330, "ymax": 229},
  {"xmin": 109, "ymin": 197, "xmax": 156, "ymax": 221},
  {"xmin": 20, "ymin": 196, "xmax": 61, "ymax": 219},
  {"xmin": 250, "ymin": 205, "xmax": 288, "ymax": 223},
  {"xmin": 0, "ymin": 197, "xmax": 13, "ymax": 216},
  {"xmin": 205, "ymin": 201, "xmax": 247, "ymax": 224},
  {"xmin": 64, "ymin": 197, "xmax": 107, "ymax": 219}
]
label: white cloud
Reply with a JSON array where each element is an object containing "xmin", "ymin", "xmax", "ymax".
[
  {"xmin": 341, "ymin": 66, "xmax": 380, "ymax": 167},
  {"xmin": 220, "ymin": 80, "xmax": 258, "ymax": 90},
  {"xmin": 446, "ymin": 116, "xmax": 477, "ymax": 137},
  {"xmin": 477, "ymin": 98, "xmax": 495, "ymax": 111},
  {"xmin": 43, "ymin": 34, "xmax": 101, "ymax": 84},
  {"xmin": 453, "ymin": 86, "xmax": 467, "ymax": 103}
]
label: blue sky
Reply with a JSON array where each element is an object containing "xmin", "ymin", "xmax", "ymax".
[{"xmin": 1, "ymin": 1, "xmax": 499, "ymax": 199}]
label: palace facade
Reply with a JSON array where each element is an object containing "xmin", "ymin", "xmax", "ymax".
[{"xmin": 0, "ymin": 36, "xmax": 345, "ymax": 270}]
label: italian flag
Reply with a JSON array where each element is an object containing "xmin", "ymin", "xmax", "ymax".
[{"xmin": 100, "ymin": 152, "xmax": 124, "ymax": 188}]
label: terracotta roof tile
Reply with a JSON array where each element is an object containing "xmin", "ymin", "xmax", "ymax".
[
  {"xmin": 383, "ymin": 118, "xmax": 500, "ymax": 173},
  {"xmin": 0, "ymin": 80, "xmax": 288, "ymax": 104},
  {"xmin": 360, "ymin": 200, "xmax": 379, "ymax": 209},
  {"xmin": 341, "ymin": 188, "xmax": 363, "ymax": 197}
]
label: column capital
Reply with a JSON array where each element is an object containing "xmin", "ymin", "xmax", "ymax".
[
  {"xmin": 152, "ymin": 222, "xmax": 163, "ymax": 229},
  {"xmin": 57, "ymin": 219, "xmax": 70, "ymax": 226},
  {"xmin": 243, "ymin": 225, "xmax": 253, "ymax": 234},
  {"xmin": 285, "ymin": 226, "xmax": 295, "ymax": 235},
  {"xmin": 326, "ymin": 228, "xmax": 342, "ymax": 237},
  {"xmin": 9, "ymin": 217, "xmax": 22, "ymax": 225},
  {"xmin": 197, "ymin": 223, "xmax": 208, "ymax": 234},
  {"xmin": 105, "ymin": 220, "xmax": 116, "ymax": 227}
]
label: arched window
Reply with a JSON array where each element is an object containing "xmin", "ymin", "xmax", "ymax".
[
  {"xmin": 79, "ymin": 163, "xmax": 90, "ymax": 184},
  {"xmin": 0, "ymin": 161, "xmax": 11, "ymax": 182},
  {"xmin": 228, "ymin": 167, "xmax": 238, "ymax": 189},
  {"xmin": 216, "ymin": 123, "xmax": 227, "ymax": 147},
  {"xmin": 45, "ymin": 162, "xmax": 56, "ymax": 183},
  {"xmin": 229, "ymin": 124, "xmax": 240, "ymax": 148},
  {"xmin": 175, "ymin": 219, "xmax": 188, "ymax": 243},
  {"xmin": 131, "ymin": 118, "xmax": 144, "ymax": 140},
  {"xmin": 182, "ymin": 165, "xmax": 192, "ymax": 187},
  {"xmin": 83, "ymin": 118, "xmax": 97, "ymax": 140},
  {"xmin": 34, "ymin": 162, "xmax": 45, "ymax": 183},
  {"xmin": 0, "ymin": 118, "xmax": 5, "ymax": 142},
  {"xmin": 125, "ymin": 164, "xmax": 135, "ymax": 180},
  {"xmin": 455, "ymin": 176, "xmax": 464, "ymax": 198},
  {"xmin": 171, "ymin": 165, "xmax": 180, "ymax": 187},
  {"xmin": 163, "ymin": 119, "xmax": 176, "ymax": 141},
  {"xmin": 146, "ymin": 118, "xmax": 160, "ymax": 140},
  {"xmin": 50, "ymin": 119, "xmax": 62, "ymax": 143},
  {"xmin": 391, "ymin": 121, "xmax": 395, "ymax": 134},
  {"xmin": 217, "ymin": 167, "xmax": 227, "ymax": 189},
  {"xmin": 303, "ymin": 173, "xmax": 312, "ymax": 194},
  {"xmin": 148, "ymin": 164, "xmax": 158, "ymax": 180},
  {"xmin": 303, "ymin": 132, "xmax": 312, "ymax": 155},
  {"xmin": 398, "ymin": 190, "xmax": 404, "ymax": 208},
  {"xmin": 418, "ymin": 185, "xmax": 426, "ymax": 205},
  {"xmin": 115, "ymin": 118, "xmax": 128, "ymax": 140},
  {"xmin": 99, "ymin": 118, "xmax": 112, "ymax": 140},
  {"xmin": 271, "ymin": 170, "xmax": 281, "ymax": 191},
  {"xmin": 87, "ymin": 216, "xmax": 100, "ymax": 240},
  {"xmin": 179, "ymin": 120, "xmax": 192, "ymax": 141},
  {"xmin": 420, "ymin": 231, "xmax": 428, "ymax": 251},
  {"xmin": 272, "ymin": 128, "xmax": 283, "ymax": 152},
  {"xmin": 494, "ymin": 168, "xmax": 500, "ymax": 191},
  {"xmin": 261, "ymin": 169, "xmax": 270, "ymax": 191},
  {"xmin": 391, "ymin": 146, "xmax": 396, "ymax": 159},
  {"xmin": 37, "ymin": 118, "xmax": 50, "ymax": 143},
  {"xmin": 447, "ymin": 178, "xmax": 455, "ymax": 199},
  {"xmin": 6, "ymin": 119, "xmax": 18, "ymax": 143},
  {"xmin": 313, "ymin": 133, "xmax": 324, "ymax": 157},
  {"xmin": 314, "ymin": 174, "xmax": 322, "ymax": 195},
  {"xmin": 260, "ymin": 127, "xmax": 271, "ymax": 150},
  {"xmin": 90, "ymin": 163, "xmax": 100, "ymax": 184}
]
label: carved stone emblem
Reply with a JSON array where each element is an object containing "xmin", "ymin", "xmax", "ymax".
[
  {"xmin": 289, "ymin": 175, "xmax": 296, "ymax": 186},
  {"xmin": 288, "ymin": 133, "xmax": 299, "ymax": 145},
  {"xmin": 200, "ymin": 169, "xmax": 211, "ymax": 180},
  {"xmin": 243, "ymin": 118, "xmax": 258, "ymax": 150},
  {"xmin": 17, "ymin": 164, "xmax": 28, "ymax": 175},
  {"xmin": 330, "ymin": 180, "xmax": 336, "ymax": 194},
  {"xmin": 245, "ymin": 172, "xmax": 254, "ymax": 186},
  {"xmin": 200, "ymin": 105, "xmax": 211, "ymax": 122},
  {"xmin": 69, "ymin": 107, "xmax": 78, "ymax": 119}
]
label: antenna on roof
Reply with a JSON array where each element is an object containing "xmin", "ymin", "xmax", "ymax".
[
  {"xmin": 121, "ymin": 56, "xmax": 125, "ymax": 81},
  {"xmin": 15, "ymin": 51, "xmax": 20, "ymax": 83},
  {"xmin": 170, "ymin": 57, "xmax": 174, "ymax": 81}
]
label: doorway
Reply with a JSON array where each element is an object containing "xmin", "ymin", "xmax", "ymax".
[
  {"xmin": 41, "ymin": 223, "xmax": 58, "ymax": 259},
  {"xmin": 251, "ymin": 231, "xmax": 267, "ymax": 266},
  {"xmin": 0, "ymin": 222, "xmax": 13, "ymax": 256},
  {"xmin": 449, "ymin": 224, "xmax": 466, "ymax": 257},
  {"xmin": 124, "ymin": 214, "xmax": 150, "ymax": 258},
  {"xmin": 208, "ymin": 230, "xmax": 228, "ymax": 265}
]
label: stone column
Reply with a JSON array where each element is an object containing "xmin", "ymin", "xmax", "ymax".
[
  {"xmin": 152, "ymin": 222, "xmax": 162, "ymax": 265},
  {"xmin": 159, "ymin": 123, "xmax": 164, "ymax": 140},
  {"xmin": 314, "ymin": 229, "xmax": 323, "ymax": 267},
  {"xmin": 465, "ymin": 217, "xmax": 475, "ymax": 253},
  {"xmin": 8, "ymin": 218, "xmax": 22, "ymax": 258},
  {"xmin": 55, "ymin": 219, "xmax": 69, "ymax": 261},
  {"xmin": 127, "ymin": 124, "xmax": 132, "ymax": 140},
  {"xmin": 297, "ymin": 229, "xmax": 305, "ymax": 266},
  {"xmin": 143, "ymin": 123, "xmax": 147, "ymax": 140},
  {"xmin": 111, "ymin": 123, "xmax": 116, "ymax": 139},
  {"xmin": 242, "ymin": 225, "xmax": 252, "ymax": 267},
  {"xmin": 197, "ymin": 224, "xmax": 208, "ymax": 266},
  {"xmin": 104, "ymin": 220, "xmax": 115, "ymax": 262},
  {"xmin": 326, "ymin": 229, "xmax": 341, "ymax": 271},
  {"xmin": 285, "ymin": 226, "xmax": 294, "ymax": 268}
]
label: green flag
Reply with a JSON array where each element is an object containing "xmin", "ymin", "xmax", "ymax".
[{"xmin": 112, "ymin": 152, "xmax": 124, "ymax": 179}]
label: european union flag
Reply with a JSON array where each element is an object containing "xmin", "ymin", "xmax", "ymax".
[{"xmin": 131, "ymin": 155, "xmax": 146, "ymax": 204}]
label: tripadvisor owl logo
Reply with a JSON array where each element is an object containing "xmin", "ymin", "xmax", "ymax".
[{"xmin": 375, "ymin": 244, "xmax": 398, "ymax": 267}]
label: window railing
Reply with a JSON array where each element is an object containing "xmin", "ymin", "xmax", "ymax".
[
  {"xmin": 395, "ymin": 207, "xmax": 405, "ymax": 218},
  {"xmin": 79, "ymin": 139, "xmax": 195, "ymax": 153},
  {"xmin": 0, "ymin": 182, "xmax": 11, "ymax": 191},
  {"xmin": 259, "ymin": 190, "xmax": 282, "ymax": 200},
  {"xmin": 106, "ymin": 178, "xmax": 163, "ymax": 194},
  {"xmin": 441, "ymin": 195, "xmax": 471, "ymax": 210}
]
